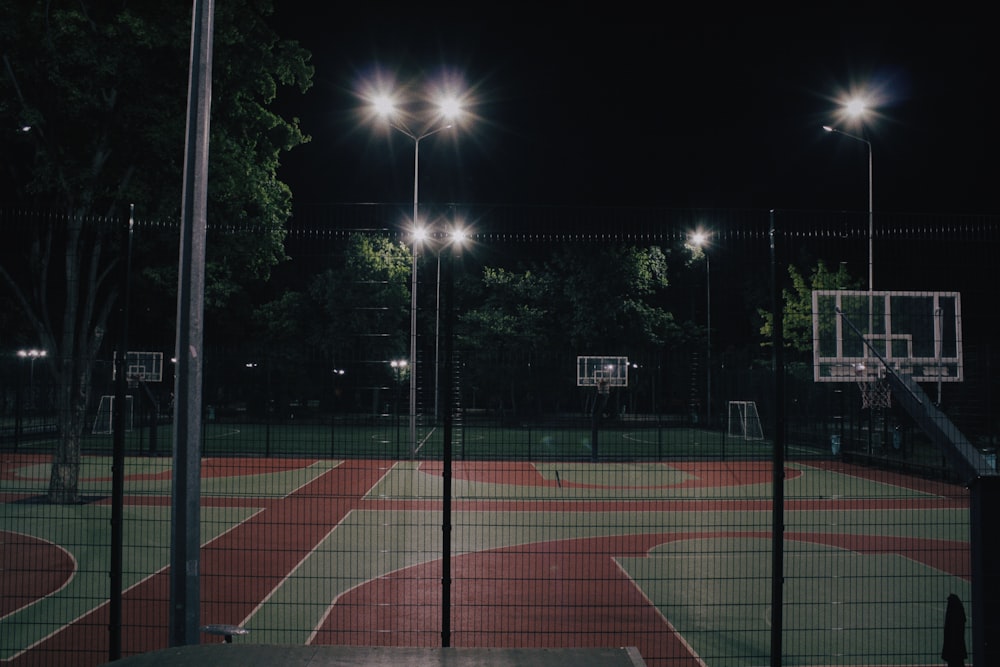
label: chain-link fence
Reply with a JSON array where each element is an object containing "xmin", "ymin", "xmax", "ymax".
[{"xmin": 1, "ymin": 205, "xmax": 997, "ymax": 666}]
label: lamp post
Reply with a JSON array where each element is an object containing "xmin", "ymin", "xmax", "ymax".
[
  {"xmin": 17, "ymin": 349, "xmax": 47, "ymax": 413},
  {"xmin": 434, "ymin": 225, "xmax": 468, "ymax": 423},
  {"xmin": 688, "ymin": 232, "xmax": 711, "ymax": 427},
  {"xmin": 825, "ymin": 100, "xmax": 878, "ymax": 459},
  {"xmin": 390, "ymin": 359, "xmax": 407, "ymax": 450},
  {"xmin": 822, "ymin": 124, "xmax": 873, "ymax": 291},
  {"xmin": 374, "ymin": 90, "xmax": 463, "ymax": 457},
  {"xmin": 824, "ymin": 115, "xmax": 876, "ymax": 407}
]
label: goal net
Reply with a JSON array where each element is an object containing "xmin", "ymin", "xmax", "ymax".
[
  {"xmin": 92, "ymin": 395, "xmax": 134, "ymax": 434},
  {"xmin": 728, "ymin": 400, "xmax": 764, "ymax": 441}
]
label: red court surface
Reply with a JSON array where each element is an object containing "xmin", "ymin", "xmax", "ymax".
[{"xmin": 1, "ymin": 455, "xmax": 970, "ymax": 667}]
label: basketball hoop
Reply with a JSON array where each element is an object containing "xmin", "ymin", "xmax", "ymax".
[
  {"xmin": 127, "ymin": 366, "xmax": 147, "ymax": 389},
  {"xmin": 859, "ymin": 378, "xmax": 891, "ymax": 409},
  {"xmin": 596, "ymin": 379, "xmax": 611, "ymax": 396}
]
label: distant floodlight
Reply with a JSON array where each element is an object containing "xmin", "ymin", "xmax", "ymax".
[
  {"xmin": 439, "ymin": 96, "xmax": 463, "ymax": 119},
  {"xmin": 845, "ymin": 99, "xmax": 867, "ymax": 117},
  {"xmin": 373, "ymin": 94, "xmax": 396, "ymax": 117}
]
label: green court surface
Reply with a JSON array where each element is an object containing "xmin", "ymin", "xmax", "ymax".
[
  {"xmin": 1, "ymin": 453, "xmax": 971, "ymax": 667},
  {"xmin": 12, "ymin": 421, "xmax": 810, "ymax": 461}
]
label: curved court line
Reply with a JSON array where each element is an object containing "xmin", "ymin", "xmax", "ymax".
[
  {"xmin": 305, "ymin": 532, "xmax": 709, "ymax": 662},
  {"xmin": 5, "ymin": 456, "xmax": 967, "ymax": 663},
  {"xmin": 305, "ymin": 549, "xmax": 421, "ymax": 645},
  {"xmin": 243, "ymin": 462, "xmax": 397, "ymax": 636},
  {"xmin": 303, "ymin": 528, "xmax": 968, "ymax": 662},
  {"xmin": 0, "ymin": 530, "xmax": 76, "ymax": 622},
  {"xmin": 612, "ymin": 557, "xmax": 708, "ymax": 667},
  {"xmin": 247, "ymin": 518, "xmax": 346, "ymax": 637},
  {"xmin": 1, "ymin": 505, "xmax": 267, "ymax": 662}
]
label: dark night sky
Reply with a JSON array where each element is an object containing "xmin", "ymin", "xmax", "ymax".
[{"xmin": 270, "ymin": 13, "xmax": 998, "ymax": 215}]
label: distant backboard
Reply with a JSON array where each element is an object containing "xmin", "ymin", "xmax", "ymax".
[
  {"xmin": 114, "ymin": 351, "xmax": 164, "ymax": 383},
  {"xmin": 812, "ymin": 290, "xmax": 963, "ymax": 383},
  {"xmin": 577, "ymin": 356, "xmax": 629, "ymax": 387}
]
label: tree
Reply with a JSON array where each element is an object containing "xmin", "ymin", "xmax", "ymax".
[
  {"xmin": 0, "ymin": 1, "xmax": 313, "ymax": 502},
  {"xmin": 545, "ymin": 243, "xmax": 677, "ymax": 353},
  {"xmin": 758, "ymin": 260, "xmax": 864, "ymax": 355},
  {"xmin": 255, "ymin": 234, "xmax": 412, "ymax": 413},
  {"xmin": 458, "ymin": 266, "xmax": 557, "ymax": 416},
  {"xmin": 458, "ymin": 243, "xmax": 679, "ymax": 417},
  {"xmin": 306, "ymin": 234, "xmax": 412, "ymax": 364}
]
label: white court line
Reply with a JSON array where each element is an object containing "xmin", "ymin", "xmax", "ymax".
[
  {"xmin": 0, "ymin": 531, "xmax": 77, "ymax": 623},
  {"xmin": 612, "ymin": 556, "xmax": 709, "ymax": 667},
  {"xmin": 281, "ymin": 460, "xmax": 342, "ymax": 499},
  {"xmin": 1, "ymin": 507, "xmax": 264, "ymax": 662},
  {"xmin": 241, "ymin": 462, "xmax": 396, "ymax": 632}
]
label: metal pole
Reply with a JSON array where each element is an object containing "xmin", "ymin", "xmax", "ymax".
[
  {"xmin": 13, "ymin": 358, "xmax": 22, "ymax": 449},
  {"xmin": 170, "ymin": 0, "xmax": 213, "ymax": 646},
  {"xmin": 28, "ymin": 357, "xmax": 35, "ymax": 413},
  {"xmin": 867, "ymin": 141, "xmax": 873, "ymax": 292},
  {"xmin": 864, "ymin": 137, "xmax": 874, "ymax": 453},
  {"xmin": 109, "ymin": 205, "xmax": 134, "ymax": 661},
  {"xmin": 440, "ymin": 244, "xmax": 455, "ymax": 646},
  {"xmin": 409, "ymin": 138, "xmax": 419, "ymax": 458},
  {"xmin": 823, "ymin": 125, "xmax": 873, "ymax": 289},
  {"xmin": 394, "ymin": 367, "xmax": 401, "ymax": 448},
  {"xmin": 970, "ymin": 476, "xmax": 1000, "ymax": 667},
  {"xmin": 434, "ymin": 253, "xmax": 441, "ymax": 424},
  {"xmin": 768, "ymin": 210, "xmax": 786, "ymax": 666},
  {"xmin": 824, "ymin": 125, "xmax": 875, "ymax": 448},
  {"xmin": 381, "ymin": 120, "xmax": 452, "ymax": 458},
  {"xmin": 706, "ymin": 252, "xmax": 711, "ymax": 427}
]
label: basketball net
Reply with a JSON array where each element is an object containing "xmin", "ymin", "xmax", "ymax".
[
  {"xmin": 128, "ymin": 368, "xmax": 146, "ymax": 389},
  {"xmin": 597, "ymin": 379, "xmax": 611, "ymax": 396},
  {"xmin": 858, "ymin": 377, "xmax": 891, "ymax": 409}
]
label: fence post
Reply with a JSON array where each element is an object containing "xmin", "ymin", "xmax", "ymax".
[
  {"xmin": 971, "ymin": 475, "xmax": 1000, "ymax": 665},
  {"xmin": 769, "ymin": 210, "xmax": 786, "ymax": 665}
]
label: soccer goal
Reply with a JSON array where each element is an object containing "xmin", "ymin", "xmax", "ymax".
[
  {"xmin": 92, "ymin": 395, "xmax": 134, "ymax": 434},
  {"xmin": 727, "ymin": 400, "xmax": 764, "ymax": 441}
]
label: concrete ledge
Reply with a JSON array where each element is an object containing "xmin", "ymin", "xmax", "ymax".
[{"xmin": 102, "ymin": 644, "xmax": 647, "ymax": 666}]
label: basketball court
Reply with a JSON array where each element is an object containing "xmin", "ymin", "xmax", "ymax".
[
  {"xmin": 0, "ymin": 324, "xmax": 989, "ymax": 666},
  {"xmin": 1, "ymin": 451, "xmax": 971, "ymax": 667}
]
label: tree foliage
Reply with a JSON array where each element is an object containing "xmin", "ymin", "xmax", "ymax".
[
  {"xmin": 0, "ymin": 0, "xmax": 313, "ymax": 502},
  {"xmin": 758, "ymin": 260, "xmax": 864, "ymax": 356},
  {"xmin": 458, "ymin": 243, "xmax": 679, "ymax": 416},
  {"xmin": 304, "ymin": 234, "xmax": 411, "ymax": 363},
  {"xmin": 253, "ymin": 234, "xmax": 412, "ymax": 412},
  {"xmin": 544, "ymin": 244, "xmax": 677, "ymax": 352}
]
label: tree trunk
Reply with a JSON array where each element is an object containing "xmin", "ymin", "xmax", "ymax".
[
  {"xmin": 48, "ymin": 453, "xmax": 81, "ymax": 504},
  {"xmin": 47, "ymin": 356, "xmax": 93, "ymax": 504}
]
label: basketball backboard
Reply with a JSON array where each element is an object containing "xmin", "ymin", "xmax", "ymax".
[
  {"xmin": 812, "ymin": 290, "xmax": 963, "ymax": 383},
  {"xmin": 576, "ymin": 356, "xmax": 629, "ymax": 387},
  {"xmin": 113, "ymin": 351, "xmax": 164, "ymax": 383}
]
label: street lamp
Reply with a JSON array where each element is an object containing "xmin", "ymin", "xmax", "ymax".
[
  {"xmin": 17, "ymin": 348, "xmax": 47, "ymax": 412},
  {"xmin": 434, "ymin": 224, "xmax": 468, "ymax": 423},
  {"xmin": 373, "ymin": 88, "xmax": 464, "ymax": 457},
  {"xmin": 825, "ymin": 102, "xmax": 875, "ymax": 386},
  {"xmin": 390, "ymin": 359, "xmax": 407, "ymax": 449},
  {"xmin": 825, "ymin": 101, "xmax": 879, "ymax": 440},
  {"xmin": 823, "ymin": 120, "xmax": 873, "ymax": 291},
  {"xmin": 687, "ymin": 232, "xmax": 711, "ymax": 427}
]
